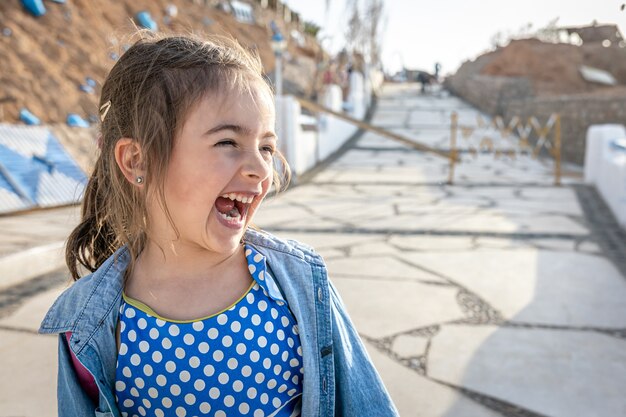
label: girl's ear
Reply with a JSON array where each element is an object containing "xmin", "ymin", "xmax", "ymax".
[{"xmin": 114, "ymin": 138, "xmax": 145, "ymax": 186}]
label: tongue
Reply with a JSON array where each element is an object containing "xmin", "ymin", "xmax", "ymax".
[{"xmin": 215, "ymin": 197, "xmax": 235, "ymax": 215}]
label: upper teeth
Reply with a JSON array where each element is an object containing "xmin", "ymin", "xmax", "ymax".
[{"xmin": 221, "ymin": 193, "xmax": 253, "ymax": 204}]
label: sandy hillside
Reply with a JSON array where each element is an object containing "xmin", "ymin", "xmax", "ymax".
[
  {"xmin": 479, "ymin": 38, "xmax": 626, "ymax": 96},
  {"xmin": 0, "ymin": 0, "xmax": 320, "ymax": 124}
]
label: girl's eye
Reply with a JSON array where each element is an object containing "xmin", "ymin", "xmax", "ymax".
[
  {"xmin": 261, "ymin": 145, "xmax": 276, "ymax": 155},
  {"xmin": 216, "ymin": 140, "xmax": 236, "ymax": 147}
]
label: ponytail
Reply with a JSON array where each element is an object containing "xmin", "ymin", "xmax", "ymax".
[{"xmin": 66, "ymin": 160, "xmax": 121, "ymax": 280}]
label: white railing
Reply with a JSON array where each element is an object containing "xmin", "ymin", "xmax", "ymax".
[
  {"xmin": 584, "ymin": 124, "xmax": 626, "ymax": 228},
  {"xmin": 276, "ymin": 69, "xmax": 382, "ymax": 179}
]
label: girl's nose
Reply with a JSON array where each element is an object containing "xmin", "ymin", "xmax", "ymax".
[{"xmin": 242, "ymin": 149, "xmax": 272, "ymax": 181}]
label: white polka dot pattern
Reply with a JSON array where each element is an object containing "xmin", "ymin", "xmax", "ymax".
[{"xmin": 116, "ymin": 245, "xmax": 303, "ymax": 416}]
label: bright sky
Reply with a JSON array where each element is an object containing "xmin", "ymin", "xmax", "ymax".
[{"xmin": 284, "ymin": 0, "xmax": 626, "ymax": 76}]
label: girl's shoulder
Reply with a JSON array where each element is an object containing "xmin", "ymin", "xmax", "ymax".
[
  {"xmin": 244, "ymin": 228, "xmax": 323, "ymax": 265},
  {"xmin": 39, "ymin": 247, "xmax": 128, "ymax": 335}
]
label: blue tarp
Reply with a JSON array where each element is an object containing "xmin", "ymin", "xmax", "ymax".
[{"xmin": 0, "ymin": 125, "xmax": 88, "ymax": 213}]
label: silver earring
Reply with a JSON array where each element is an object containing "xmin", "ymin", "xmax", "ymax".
[{"xmin": 135, "ymin": 176, "xmax": 144, "ymax": 184}]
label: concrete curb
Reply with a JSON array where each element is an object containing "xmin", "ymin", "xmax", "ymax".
[{"xmin": 0, "ymin": 241, "xmax": 66, "ymax": 290}]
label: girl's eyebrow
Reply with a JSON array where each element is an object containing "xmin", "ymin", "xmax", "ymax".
[
  {"xmin": 206, "ymin": 123, "xmax": 247, "ymax": 135},
  {"xmin": 206, "ymin": 123, "xmax": 277, "ymax": 139}
]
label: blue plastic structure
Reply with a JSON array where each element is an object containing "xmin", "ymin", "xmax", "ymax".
[
  {"xmin": 79, "ymin": 84, "xmax": 94, "ymax": 94},
  {"xmin": 66, "ymin": 114, "xmax": 90, "ymax": 128},
  {"xmin": 611, "ymin": 138, "xmax": 626, "ymax": 152},
  {"xmin": 135, "ymin": 11, "xmax": 158, "ymax": 31},
  {"xmin": 21, "ymin": 0, "xmax": 46, "ymax": 17},
  {"xmin": 0, "ymin": 125, "xmax": 88, "ymax": 213},
  {"xmin": 19, "ymin": 108, "xmax": 41, "ymax": 125}
]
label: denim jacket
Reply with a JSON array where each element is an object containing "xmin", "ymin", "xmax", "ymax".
[{"xmin": 39, "ymin": 228, "xmax": 399, "ymax": 416}]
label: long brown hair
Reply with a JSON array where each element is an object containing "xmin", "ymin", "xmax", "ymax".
[{"xmin": 66, "ymin": 32, "xmax": 290, "ymax": 280}]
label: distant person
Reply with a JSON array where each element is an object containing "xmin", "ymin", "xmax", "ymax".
[
  {"xmin": 39, "ymin": 32, "xmax": 399, "ymax": 417},
  {"xmin": 434, "ymin": 62, "xmax": 441, "ymax": 82},
  {"xmin": 339, "ymin": 64, "xmax": 350, "ymax": 100},
  {"xmin": 417, "ymin": 71, "xmax": 428, "ymax": 93},
  {"xmin": 322, "ymin": 61, "xmax": 337, "ymax": 86}
]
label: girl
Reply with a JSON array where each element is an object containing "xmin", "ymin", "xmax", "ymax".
[{"xmin": 39, "ymin": 32, "xmax": 398, "ymax": 417}]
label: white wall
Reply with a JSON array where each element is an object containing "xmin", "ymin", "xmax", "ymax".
[
  {"xmin": 318, "ymin": 84, "xmax": 358, "ymax": 162},
  {"xmin": 584, "ymin": 124, "xmax": 626, "ymax": 228},
  {"xmin": 276, "ymin": 70, "xmax": 374, "ymax": 180}
]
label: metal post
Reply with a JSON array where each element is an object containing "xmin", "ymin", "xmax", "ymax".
[
  {"xmin": 554, "ymin": 114, "xmax": 562, "ymax": 186},
  {"xmin": 275, "ymin": 51, "xmax": 283, "ymax": 98},
  {"xmin": 448, "ymin": 112, "xmax": 458, "ymax": 185},
  {"xmin": 271, "ymin": 31, "xmax": 286, "ymax": 98}
]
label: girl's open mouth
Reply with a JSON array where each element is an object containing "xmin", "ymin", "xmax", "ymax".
[{"xmin": 214, "ymin": 193, "xmax": 254, "ymax": 227}]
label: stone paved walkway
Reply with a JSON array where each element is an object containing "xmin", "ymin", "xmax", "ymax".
[
  {"xmin": 1, "ymin": 83, "xmax": 626, "ymax": 416},
  {"xmin": 255, "ymin": 84, "xmax": 626, "ymax": 416},
  {"xmin": 0, "ymin": 206, "xmax": 78, "ymax": 258}
]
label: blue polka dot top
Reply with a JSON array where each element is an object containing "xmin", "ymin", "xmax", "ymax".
[{"xmin": 115, "ymin": 245, "xmax": 304, "ymax": 417}]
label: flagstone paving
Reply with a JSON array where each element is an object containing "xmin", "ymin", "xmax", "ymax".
[
  {"xmin": 0, "ymin": 206, "xmax": 79, "ymax": 256},
  {"xmin": 1, "ymin": 83, "xmax": 626, "ymax": 416},
  {"xmin": 255, "ymin": 83, "xmax": 626, "ymax": 416}
]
